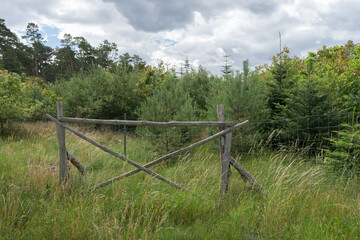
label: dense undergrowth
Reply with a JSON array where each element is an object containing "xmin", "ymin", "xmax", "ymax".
[{"xmin": 0, "ymin": 122, "xmax": 359, "ymax": 239}]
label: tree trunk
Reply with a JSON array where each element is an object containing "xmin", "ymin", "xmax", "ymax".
[{"xmin": 68, "ymin": 47, "xmax": 74, "ymax": 73}]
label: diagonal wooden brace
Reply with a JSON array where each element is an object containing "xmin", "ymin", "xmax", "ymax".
[{"xmin": 46, "ymin": 114, "xmax": 186, "ymax": 191}]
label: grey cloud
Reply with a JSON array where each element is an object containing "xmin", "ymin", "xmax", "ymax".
[
  {"xmin": 49, "ymin": 8, "xmax": 115, "ymax": 25},
  {"xmin": 103, "ymin": 0, "xmax": 283, "ymax": 32},
  {"xmin": 242, "ymin": 0, "xmax": 282, "ymax": 14},
  {"xmin": 319, "ymin": 1, "xmax": 360, "ymax": 31},
  {"xmin": 104, "ymin": 0, "xmax": 195, "ymax": 32}
]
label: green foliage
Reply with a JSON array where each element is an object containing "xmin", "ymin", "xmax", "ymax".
[
  {"xmin": 221, "ymin": 52, "xmax": 232, "ymax": 80},
  {"xmin": 273, "ymin": 54, "xmax": 335, "ymax": 151},
  {"xmin": 22, "ymin": 76, "xmax": 59, "ymax": 121},
  {"xmin": 179, "ymin": 66, "xmax": 215, "ymax": 113},
  {"xmin": 324, "ymin": 123, "xmax": 360, "ymax": 176},
  {"xmin": 0, "ymin": 19, "xmax": 31, "ymax": 75},
  {"xmin": 52, "ymin": 66, "xmax": 147, "ymax": 119},
  {"xmin": 0, "ymin": 70, "xmax": 59, "ymax": 133},
  {"xmin": 304, "ymin": 41, "xmax": 360, "ymax": 112},
  {"xmin": 22, "ymin": 22, "xmax": 53, "ymax": 80},
  {"xmin": 137, "ymin": 73, "xmax": 198, "ymax": 152},
  {"xmin": 0, "ymin": 70, "xmax": 27, "ymax": 132},
  {"xmin": 262, "ymin": 47, "xmax": 297, "ymax": 119},
  {"xmin": 95, "ymin": 39, "xmax": 118, "ymax": 69},
  {"xmin": 207, "ymin": 60, "xmax": 269, "ymax": 152},
  {"xmin": 223, "ymin": 61, "xmax": 267, "ymax": 123},
  {"xmin": 258, "ymin": 45, "xmax": 359, "ymax": 152}
]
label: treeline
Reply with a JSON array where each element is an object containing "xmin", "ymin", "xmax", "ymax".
[
  {"xmin": 1, "ymin": 18, "xmax": 360, "ymax": 175},
  {"xmin": 0, "ymin": 19, "xmax": 145, "ymax": 82}
]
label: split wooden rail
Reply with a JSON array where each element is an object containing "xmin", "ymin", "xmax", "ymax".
[{"xmin": 47, "ymin": 102, "xmax": 262, "ymax": 195}]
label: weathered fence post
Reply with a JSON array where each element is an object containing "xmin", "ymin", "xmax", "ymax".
[
  {"xmin": 56, "ymin": 101, "xmax": 69, "ymax": 184},
  {"xmin": 218, "ymin": 105, "xmax": 231, "ymax": 194},
  {"xmin": 124, "ymin": 113, "xmax": 127, "ymax": 157}
]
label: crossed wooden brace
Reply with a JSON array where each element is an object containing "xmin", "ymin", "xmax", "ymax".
[{"xmin": 46, "ymin": 114, "xmax": 255, "ymax": 192}]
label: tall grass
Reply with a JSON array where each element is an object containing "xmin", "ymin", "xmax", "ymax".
[{"xmin": 0, "ymin": 122, "xmax": 359, "ymax": 239}]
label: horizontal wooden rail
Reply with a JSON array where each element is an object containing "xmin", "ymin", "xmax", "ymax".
[{"xmin": 59, "ymin": 117, "xmax": 234, "ymax": 127}]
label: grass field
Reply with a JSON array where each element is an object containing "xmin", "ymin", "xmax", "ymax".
[{"xmin": 0, "ymin": 122, "xmax": 359, "ymax": 239}]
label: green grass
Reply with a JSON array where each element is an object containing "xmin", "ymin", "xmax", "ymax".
[{"xmin": 0, "ymin": 122, "xmax": 359, "ymax": 239}]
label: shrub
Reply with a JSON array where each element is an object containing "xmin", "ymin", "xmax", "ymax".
[
  {"xmin": 22, "ymin": 76, "xmax": 59, "ymax": 121},
  {"xmin": 324, "ymin": 123, "xmax": 360, "ymax": 176},
  {"xmin": 0, "ymin": 70, "xmax": 58, "ymax": 134},
  {"xmin": 51, "ymin": 66, "xmax": 148, "ymax": 119},
  {"xmin": 0, "ymin": 70, "xmax": 27, "ymax": 133}
]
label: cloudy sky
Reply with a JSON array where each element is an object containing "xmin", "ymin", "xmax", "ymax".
[{"xmin": 1, "ymin": 0, "xmax": 360, "ymax": 74}]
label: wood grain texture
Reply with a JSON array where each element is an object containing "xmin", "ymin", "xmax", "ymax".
[
  {"xmin": 59, "ymin": 117, "xmax": 234, "ymax": 127},
  {"xmin": 56, "ymin": 102, "xmax": 69, "ymax": 183}
]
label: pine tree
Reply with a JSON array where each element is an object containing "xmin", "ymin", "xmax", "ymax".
[
  {"xmin": 60, "ymin": 33, "xmax": 76, "ymax": 74},
  {"xmin": 179, "ymin": 65, "xmax": 212, "ymax": 113},
  {"xmin": 137, "ymin": 73, "xmax": 198, "ymax": 152},
  {"xmin": 22, "ymin": 22, "xmax": 52, "ymax": 79},
  {"xmin": 206, "ymin": 60, "xmax": 268, "ymax": 152},
  {"xmin": 0, "ymin": 19, "xmax": 27, "ymax": 74}
]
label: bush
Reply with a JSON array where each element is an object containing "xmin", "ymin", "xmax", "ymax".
[
  {"xmin": 324, "ymin": 123, "xmax": 360, "ymax": 176},
  {"xmin": 22, "ymin": 76, "xmax": 59, "ymax": 121},
  {"xmin": 51, "ymin": 66, "xmax": 149, "ymax": 119},
  {"xmin": 0, "ymin": 70, "xmax": 27, "ymax": 133},
  {"xmin": 0, "ymin": 70, "xmax": 59, "ymax": 134}
]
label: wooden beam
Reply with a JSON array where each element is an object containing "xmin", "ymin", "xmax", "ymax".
[
  {"xmin": 56, "ymin": 102, "xmax": 69, "ymax": 184},
  {"xmin": 218, "ymin": 104, "xmax": 232, "ymax": 195},
  {"xmin": 92, "ymin": 120, "xmax": 249, "ymax": 191},
  {"xmin": 46, "ymin": 114, "xmax": 186, "ymax": 191},
  {"xmin": 59, "ymin": 117, "xmax": 234, "ymax": 127},
  {"xmin": 221, "ymin": 132, "xmax": 232, "ymax": 194}
]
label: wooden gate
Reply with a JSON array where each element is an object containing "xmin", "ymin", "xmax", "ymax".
[{"xmin": 46, "ymin": 102, "xmax": 262, "ymax": 194}]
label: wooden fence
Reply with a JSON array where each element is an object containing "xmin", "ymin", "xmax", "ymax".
[{"xmin": 46, "ymin": 102, "xmax": 262, "ymax": 195}]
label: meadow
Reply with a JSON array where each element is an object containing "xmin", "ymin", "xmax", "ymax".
[{"xmin": 0, "ymin": 122, "xmax": 359, "ymax": 239}]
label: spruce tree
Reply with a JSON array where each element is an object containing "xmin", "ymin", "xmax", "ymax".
[
  {"xmin": 276, "ymin": 55, "xmax": 334, "ymax": 151},
  {"xmin": 221, "ymin": 52, "xmax": 232, "ymax": 80}
]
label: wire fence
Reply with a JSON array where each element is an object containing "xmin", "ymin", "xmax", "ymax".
[
  {"xmin": 125, "ymin": 111, "xmax": 360, "ymax": 182},
  {"xmin": 57, "ymin": 110, "xmax": 360, "ymax": 188}
]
